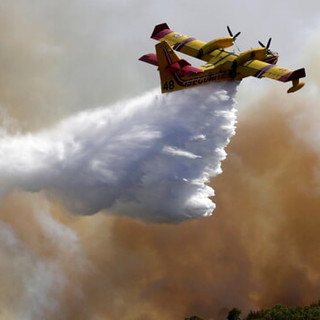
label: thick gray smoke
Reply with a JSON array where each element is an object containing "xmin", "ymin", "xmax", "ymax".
[{"xmin": 0, "ymin": 83, "xmax": 237, "ymax": 223}]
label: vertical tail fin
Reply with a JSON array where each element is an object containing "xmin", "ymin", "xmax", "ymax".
[
  {"xmin": 155, "ymin": 41, "xmax": 181, "ymax": 93},
  {"xmin": 141, "ymin": 41, "xmax": 204, "ymax": 93}
]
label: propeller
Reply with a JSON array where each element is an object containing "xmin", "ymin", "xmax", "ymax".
[
  {"xmin": 227, "ymin": 26, "xmax": 241, "ymax": 51},
  {"xmin": 258, "ymin": 38, "xmax": 272, "ymax": 51},
  {"xmin": 227, "ymin": 26, "xmax": 241, "ymax": 40}
]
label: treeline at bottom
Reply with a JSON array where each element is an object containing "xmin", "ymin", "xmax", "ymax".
[{"xmin": 186, "ymin": 300, "xmax": 320, "ymax": 320}]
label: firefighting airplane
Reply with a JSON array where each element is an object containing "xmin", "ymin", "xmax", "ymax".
[{"xmin": 139, "ymin": 23, "xmax": 306, "ymax": 94}]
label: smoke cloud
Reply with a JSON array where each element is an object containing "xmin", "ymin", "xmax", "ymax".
[
  {"xmin": 0, "ymin": 192, "xmax": 90, "ymax": 320},
  {"xmin": 0, "ymin": 83, "xmax": 237, "ymax": 223}
]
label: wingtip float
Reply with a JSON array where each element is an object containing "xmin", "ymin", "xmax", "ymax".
[{"xmin": 139, "ymin": 23, "xmax": 306, "ymax": 94}]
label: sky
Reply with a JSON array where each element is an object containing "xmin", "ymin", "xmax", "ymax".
[{"xmin": 0, "ymin": 1, "xmax": 320, "ymax": 319}]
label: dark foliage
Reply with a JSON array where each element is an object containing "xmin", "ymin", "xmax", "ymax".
[
  {"xmin": 228, "ymin": 308, "xmax": 242, "ymax": 320},
  {"xmin": 185, "ymin": 301, "xmax": 320, "ymax": 320},
  {"xmin": 245, "ymin": 302, "xmax": 320, "ymax": 320}
]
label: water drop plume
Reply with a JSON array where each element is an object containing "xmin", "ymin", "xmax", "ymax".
[{"xmin": 0, "ymin": 83, "xmax": 238, "ymax": 223}]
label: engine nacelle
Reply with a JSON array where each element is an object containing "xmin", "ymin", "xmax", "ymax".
[
  {"xmin": 235, "ymin": 48, "xmax": 267, "ymax": 65},
  {"xmin": 201, "ymin": 37, "xmax": 234, "ymax": 55}
]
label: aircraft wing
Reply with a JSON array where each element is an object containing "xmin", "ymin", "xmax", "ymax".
[
  {"xmin": 238, "ymin": 60, "xmax": 306, "ymax": 93},
  {"xmin": 151, "ymin": 23, "xmax": 237, "ymax": 63},
  {"xmin": 151, "ymin": 23, "xmax": 206, "ymax": 60}
]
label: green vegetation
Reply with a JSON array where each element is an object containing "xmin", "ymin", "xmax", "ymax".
[
  {"xmin": 185, "ymin": 316, "xmax": 214, "ymax": 320},
  {"xmin": 245, "ymin": 302, "xmax": 320, "ymax": 320},
  {"xmin": 228, "ymin": 308, "xmax": 242, "ymax": 320},
  {"xmin": 185, "ymin": 301, "xmax": 320, "ymax": 320}
]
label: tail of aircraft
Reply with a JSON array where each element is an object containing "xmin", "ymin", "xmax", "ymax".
[
  {"xmin": 140, "ymin": 41, "xmax": 181, "ymax": 93},
  {"xmin": 155, "ymin": 41, "xmax": 181, "ymax": 93},
  {"xmin": 139, "ymin": 41, "xmax": 204, "ymax": 93}
]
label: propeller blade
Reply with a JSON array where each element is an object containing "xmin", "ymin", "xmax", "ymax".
[
  {"xmin": 227, "ymin": 26, "xmax": 241, "ymax": 52},
  {"xmin": 258, "ymin": 41, "xmax": 265, "ymax": 47},
  {"xmin": 233, "ymin": 31, "xmax": 241, "ymax": 39},
  {"xmin": 266, "ymin": 37, "xmax": 272, "ymax": 49},
  {"xmin": 227, "ymin": 26, "xmax": 241, "ymax": 40}
]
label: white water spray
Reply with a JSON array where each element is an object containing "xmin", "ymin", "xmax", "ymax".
[{"xmin": 0, "ymin": 83, "xmax": 238, "ymax": 223}]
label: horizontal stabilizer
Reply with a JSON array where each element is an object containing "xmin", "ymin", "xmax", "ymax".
[
  {"xmin": 139, "ymin": 53, "xmax": 158, "ymax": 66},
  {"xmin": 167, "ymin": 62, "xmax": 181, "ymax": 73},
  {"xmin": 167, "ymin": 59, "xmax": 203, "ymax": 76},
  {"xmin": 180, "ymin": 65, "xmax": 204, "ymax": 77}
]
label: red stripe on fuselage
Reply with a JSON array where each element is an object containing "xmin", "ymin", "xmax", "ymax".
[
  {"xmin": 173, "ymin": 72, "xmax": 228, "ymax": 87},
  {"xmin": 173, "ymin": 37, "xmax": 196, "ymax": 51}
]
